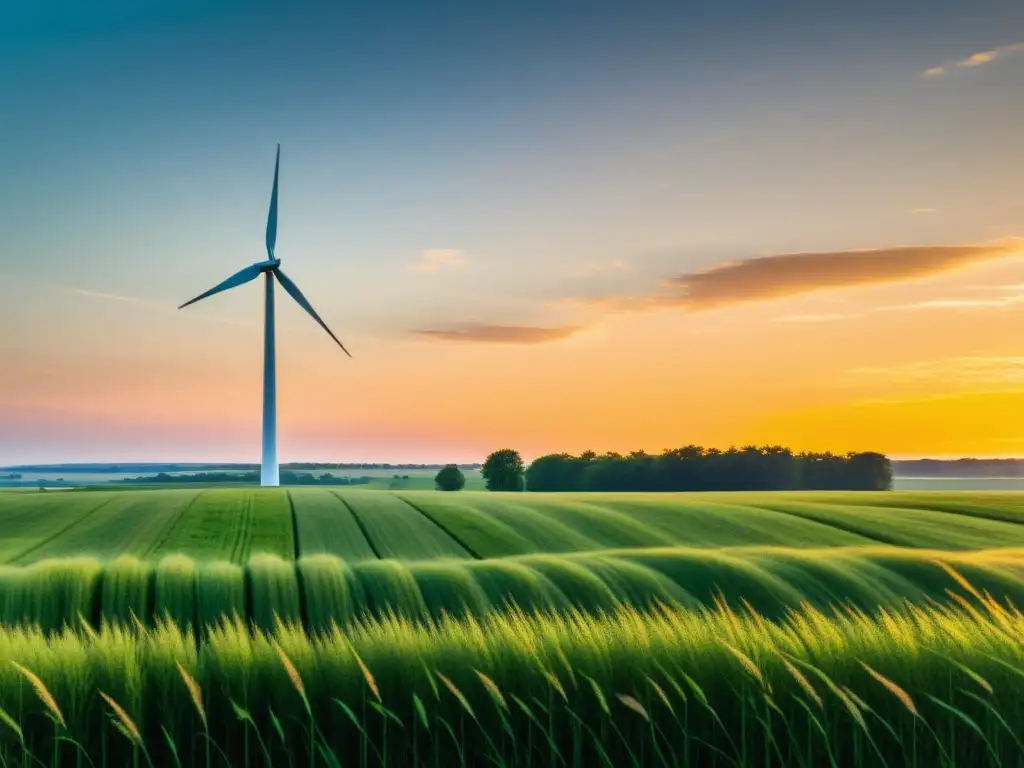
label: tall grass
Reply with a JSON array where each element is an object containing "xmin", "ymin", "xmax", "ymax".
[
  {"xmin": 154, "ymin": 554, "xmax": 198, "ymax": 629},
  {"xmin": 101, "ymin": 555, "xmax": 152, "ymax": 626},
  {"xmin": 0, "ymin": 569, "xmax": 1017, "ymax": 765},
  {"xmin": 196, "ymin": 561, "xmax": 245, "ymax": 630},
  {"xmin": 0, "ymin": 547, "xmax": 1023, "ymax": 631},
  {"xmin": 247, "ymin": 554, "xmax": 301, "ymax": 631}
]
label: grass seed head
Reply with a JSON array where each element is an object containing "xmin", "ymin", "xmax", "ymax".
[
  {"xmin": 932, "ymin": 560, "xmax": 985, "ymax": 604},
  {"xmin": 542, "ymin": 669, "xmax": 568, "ymax": 703},
  {"xmin": 860, "ymin": 662, "xmax": 919, "ymax": 718},
  {"xmin": 11, "ymin": 662, "xmax": 65, "ymax": 729},
  {"xmin": 781, "ymin": 657, "xmax": 822, "ymax": 710},
  {"xmin": 584, "ymin": 675, "xmax": 610, "ymax": 716},
  {"xmin": 176, "ymin": 662, "xmax": 206, "ymax": 728},
  {"xmin": 474, "ymin": 669, "xmax": 507, "ymax": 711},
  {"xmin": 617, "ymin": 694, "xmax": 649, "ymax": 721},
  {"xmin": 271, "ymin": 640, "xmax": 309, "ymax": 710},
  {"xmin": 721, "ymin": 642, "xmax": 766, "ymax": 688},
  {"xmin": 99, "ymin": 691, "xmax": 142, "ymax": 746},
  {"xmin": 436, "ymin": 672, "xmax": 476, "ymax": 719},
  {"xmin": 348, "ymin": 643, "xmax": 381, "ymax": 703}
]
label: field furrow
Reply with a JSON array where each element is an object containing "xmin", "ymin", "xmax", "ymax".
[
  {"xmin": 148, "ymin": 489, "xmax": 292, "ymax": 562},
  {"xmin": 496, "ymin": 497, "xmax": 679, "ymax": 549},
  {"xmin": 831, "ymin": 492, "xmax": 1024, "ymax": 527},
  {"xmin": 0, "ymin": 493, "xmax": 121, "ymax": 563},
  {"xmin": 289, "ymin": 488, "xmax": 377, "ymax": 560},
  {"xmin": 749, "ymin": 500, "xmax": 1024, "ymax": 549},
  {"xmin": 414, "ymin": 495, "xmax": 603, "ymax": 553},
  {"xmin": 13, "ymin": 491, "xmax": 199, "ymax": 564},
  {"xmin": 338, "ymin": 491, "xmax": 472, "ymax": 559},
  {"xmin": 565, "ymin": 496, "xmax": 878, "ymax": 547},
  {"xmin": 394, "ymin": 494, "xmax": 537, "ymax": 557}
]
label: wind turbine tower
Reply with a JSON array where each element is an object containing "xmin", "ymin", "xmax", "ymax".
[{"xmin": 178, "ymin": 145, "xmax": 351, "ymax": 487}]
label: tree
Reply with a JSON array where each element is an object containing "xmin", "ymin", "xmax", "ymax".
[
  {"xmin": 482, "ymin": 449, "xmax": 525, "ymax": 491},
  {"xmin": 434, "ymin": 464, "xmax": 466, "ymax": 492},
  {"xmin": 525, "ymin": 453, "xmax": 581, "ymax": 491}
]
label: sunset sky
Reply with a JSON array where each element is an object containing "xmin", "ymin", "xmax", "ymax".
[{"xmin": 1, "ymin": 0, "xmax": 1023, "ymax": 464}]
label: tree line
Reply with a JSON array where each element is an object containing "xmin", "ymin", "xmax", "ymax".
[
  {"xmin": 445, "ymin": 446, "xmax": 892, "ymax": 492},
  {"xmin": 120, "ymin": 471, "xmax": 372, "ymax": 486}
]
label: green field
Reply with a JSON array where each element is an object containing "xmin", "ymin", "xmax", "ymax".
[
  {"xmin": 0, "ymin": 487, "xmax": 1021, "ymax": 765},
  {"xmin": 0, "ymin": 488, "xmax": 1020, "ymax": 627}
]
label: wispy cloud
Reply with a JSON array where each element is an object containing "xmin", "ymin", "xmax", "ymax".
[
  {"xmin": 772, "ymin": 288, "xmax": 1024, "ymax": 323},
  {"xmin": 652, "ymin": 238, "xmax": 1022, "ymax": 312},
  {"xmin": 880, "ymin": 292, "xmax": 1024, "ymax": 312},
  {"xmin": 911, "ymin": 207, "xmax": 937, "ymax": 215},
  {"xmin": 419, "ymin": 238, "xmax": 1023, "ymax": 340},
  {"xmin": 412, "ymin": 323, "xmax": 583, "ymax": 344},
  {"xmin": 557, "ymin": 239, "xmax": 1021, "ymax": 315},
  {"xmin": 73, "ymin": 288, "xmax": 139, "ymax": 303},
  {"xmin": 850, "ymin": 356, "xmax": 1024, "ymax": 386},
  {"xmin": 966, "ymin": 282, "xmax": 1024, "ymax": 292},
  {"xmin": 921, "ymin": 41, "xmax": 1024, "ymax": 77},
  {"xmin": 773, "ymin": 313, "xmax": 859, "ymax": 323},
  {"xmin": 408, "ymin": 249, "xmax": 467, "ymax": 274}
]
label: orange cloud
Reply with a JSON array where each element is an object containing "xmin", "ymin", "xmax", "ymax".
[
  {"xmin": 419, "ymin": 238, "xmax": 1022, "ymax": 344},
  {"xmin": 849, "ymin": 356, "xmax": 1024, "ymax": 387},
  {"xmin": 661, "ymin": 240, "xmax": 1021, "ymax": 310},
  {"xmin": 922, "ymin": 42, "xmax": 1024, "ymax": 77},
  {"xmin": 412, "ymin": 323, "xmax": 583, "ymax": 344},
  {"xmin": 563, "ymin": 239, "xmax": 1021, "ymax": 314}
]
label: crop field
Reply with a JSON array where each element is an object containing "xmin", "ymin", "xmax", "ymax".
[
  {"xmin": 0, "ymin": 589, "xmax": 1016, "ymax": 766},
  {"xmin": 0, "ymin": 489, "xmax": 1017, "ymax": 630},
  {"xmin": 0, "ymin": 487, "xmax": 1020, "ymax": 765},
  {"xmin": 2, "ymin": 488, "xmax": 1023, "ymax": 560}
]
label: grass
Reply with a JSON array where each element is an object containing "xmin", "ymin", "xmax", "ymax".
[
  {"xmin": 146, "ymin": 489, "xmax": 293, "ymax": 563},
  {"xmin": 748, "ymin": 498, "xmax": 1024, "ymax": 548},
  {"xmin": 340, "ymin": 491, "xmax": 474, "ymax": 559},
  {"xmin": 0, "ymin": 575, "xmax": 1015, "ymax": 765},
  {"xmin": 289, "ymin": 488, "xmax": 378, "ymax": 559},
  {"xmin": 4, "ymin": 489, "xmax": 1024, "ymax": 561},
  {"xmin": 0, "ymin": 492, "xmax": 117, "ymax": 563},
  {"xmin": 14, "ymin": 490, "xmax": 199, "ymax": 563},
  {"xmin": 0, "ymin": 488, "xmax": 1020, "ymax": 763},
  {"xmin": 0, "ymin": 545, "xmax": 1015, "ymax": 629}
]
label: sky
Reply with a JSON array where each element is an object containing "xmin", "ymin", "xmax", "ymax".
[{"xmin": 1, "ymin": 0, "xmax": 1023, "ymax": 464}]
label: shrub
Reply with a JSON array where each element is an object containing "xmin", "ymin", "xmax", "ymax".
[{"xmin": 434, "ymin": 464, "xmax": 466, "ymax": 491}]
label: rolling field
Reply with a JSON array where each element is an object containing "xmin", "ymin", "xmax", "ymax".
[
  {"xmin": 0, "ymin": 487, "xmax": 1020, "ymax": 765},
  {"xmin": 0, "ymin": 488, "xmax": 1020, "ymax": 628},
  {"xmin": 4, "ymin": 488, "xmax": 1023, "ymax": 564}
]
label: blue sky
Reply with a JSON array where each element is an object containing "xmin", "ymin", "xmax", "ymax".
[{"xmin": 1, "ymin": 0, "xmax": 1023, "ymax": 463}]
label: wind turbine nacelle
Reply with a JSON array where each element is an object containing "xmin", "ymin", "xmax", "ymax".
[{"xmin": 255, "ymin": 258, "xmax": 281, "ymax": 272}]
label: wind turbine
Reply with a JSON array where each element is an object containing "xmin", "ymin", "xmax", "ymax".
[{"xmin": 178, "ymin": 145, "xmax": 351, "ymax": 487}]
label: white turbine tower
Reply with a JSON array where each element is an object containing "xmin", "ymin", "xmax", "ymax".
[{"xmin": 178, "ymin": 145, "xmax": 351, "ymax": 487}]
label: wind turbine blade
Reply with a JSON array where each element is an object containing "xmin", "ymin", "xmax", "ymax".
[
  {"xmin": 265, "ymin": 144, "xmax": 280, "ymax": 259},
  {"xmin": 178, "ymin": 264, "xmax": 263, "ymax": 309},
  {"xmin": 273, "ymin": 269, "xmax": 352, "ymax": 356}
]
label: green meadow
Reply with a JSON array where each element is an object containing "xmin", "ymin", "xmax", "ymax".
[{"xmin": 0, "ymin": 487, "xmax": 1022, "ymax": 765}]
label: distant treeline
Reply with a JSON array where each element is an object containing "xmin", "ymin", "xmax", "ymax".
[
  {"xmin": 525, "ymin": 447, "xmax": 892, "ymax": 492},
  {"xmin": 5, "ymin": 462, "xmax": 482, "ymax": 473},
  {"xmin": 283, "ymin": 463, "xmax": 482, "ymax": 470},
  {"xmin": 119, "ymin": 471, "xmax": 372, "ymax": 486},
  {"xmin": 892, "ymin": 459, "xmax": 1024, "ymax": 478}
]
